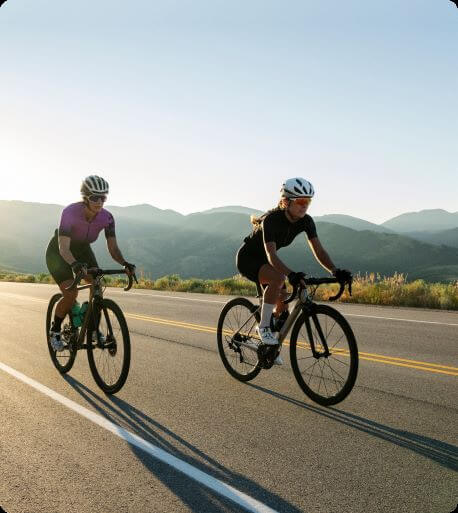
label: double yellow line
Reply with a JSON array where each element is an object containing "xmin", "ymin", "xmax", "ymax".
[
  {"xmin": 3, "ymin": 291, "xmax": 455, "ymax": 378},
  {"xmin": 126, "ymin": 312, "xmax": 458, "ymax": 377}
]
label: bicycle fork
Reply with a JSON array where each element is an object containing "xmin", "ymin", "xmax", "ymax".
[{"xmin": 302, "ymin": 305, "xmax": 331, "ymax": 358}]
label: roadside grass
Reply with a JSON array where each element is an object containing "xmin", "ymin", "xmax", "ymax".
[{"xmin": 0, "ymin": 271, "xmax": 457, "ymax": 310}]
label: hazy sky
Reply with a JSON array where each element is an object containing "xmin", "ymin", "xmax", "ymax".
[{"xmin": 1, "ymin": 1, "xmax": 457, "ymax": 223}]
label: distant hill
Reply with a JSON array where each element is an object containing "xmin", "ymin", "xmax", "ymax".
[
  {"xmin": 314, "ymin": 214, "xmax": 394, "ymax": 234},
  {"xmin": 199, "ymin": 206, "xmax": 264, "ymax": 216},
  {"xmin": 382, "ymin": 209, "xmax": 458, "ymax": 233},
  {"xmin": 182, "ymin": 212, "xmax": 253, "ymax": 237},
  {"xmin": 277, "ymin": 222, "xmax": 458, "ymax": 281},
  {"xmin": 404, "ymin": 227, "xmax": 458, "ymax": 248},
  {"xmin": 108, "ymin": 204, "xmax": 183, "ymax": 225},
  {"xmin": 1, "ymin": 200, "xmax": 457, "ymax": 281}
]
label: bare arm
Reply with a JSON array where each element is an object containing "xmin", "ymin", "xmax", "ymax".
[
  {"xmin": 58, "ymin": 235, "xmax": 77, "ymax": 265},
  {"xmin": 106, "ymin": 236, "xmax": 127, "ymax": 265},
  {"xmin": 308, "ymin": 237, "xmax": 336, "ymax": 274},
  {"xmin": 264, "ymin": 241, "xmax": 292, "ymax": 277}
]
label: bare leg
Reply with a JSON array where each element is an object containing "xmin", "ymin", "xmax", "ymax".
[
  {"xmin": 55, "ymin": 279, "xmax": 78, "ymax": 319},
  {"xmin": 257, "ymin": 264, "xmax": 286, "ymax": 358},
  {"xmin": 258, "ymin": 264, "xmax": 286, "ymax": 304},
  {"xmin": 274, "ymin": 287, "xmax": 289, "ymax": 316}
]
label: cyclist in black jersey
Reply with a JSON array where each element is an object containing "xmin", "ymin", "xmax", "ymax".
[{"xmin": 236, "ymin": 177, "xmax": 351, "ymax": 364}]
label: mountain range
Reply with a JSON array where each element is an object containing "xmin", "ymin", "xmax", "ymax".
[{"xmin": 0, "ymin": 201, "xmax": 457, "ymax": 282}]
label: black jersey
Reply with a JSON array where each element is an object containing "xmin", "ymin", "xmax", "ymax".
[{"xmin": 242, "ymin": 209, "xmax": 317, "ymax": 260}]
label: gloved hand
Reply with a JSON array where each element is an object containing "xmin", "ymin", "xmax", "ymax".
[
  {"xmin": 122, "ymin": 261, "xmax": 136, "ymax": 274},
  {"xmin": 71, "ymin": 261, "xmax": 87, "ymax": 276},
  {"xmin": 288, "ymin": 271, "xmax": 306, "ymax": 287},
  {"xmin": 333, "ymin": 268, "xmax": 352, "ymax": 283}
]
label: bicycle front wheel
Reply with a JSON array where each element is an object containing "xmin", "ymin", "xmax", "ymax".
[
  {"xmin": 290, "ymin": 304, "xmax": 358, "ymax": 406},
  {"xmin": 217, "ymin": 297, "xmax": 262, "ymax": 382},
  {"xmin": 87, "ymin": 298, "xmax": 131, "ymax": 394},
  {"xmin": 46, "ymin": 293, "xmax": 77, "ymax": 374}
]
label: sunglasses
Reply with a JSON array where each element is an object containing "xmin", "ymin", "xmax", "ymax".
[
  {"xmin": 88, "ymin": 194, "xmax": 107, "ymax": 203},
  {"xmin": 292, "ymin": 197, "xmax": 312, "ymax": 206}
]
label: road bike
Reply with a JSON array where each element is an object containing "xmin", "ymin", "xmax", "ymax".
[
  {"xmin": 46, "ymin": 268, "xmax": 136, "ymax": 394},
  {"xmin": 217, "ymin": 276, "xmax": 358, "ymax": 406}
]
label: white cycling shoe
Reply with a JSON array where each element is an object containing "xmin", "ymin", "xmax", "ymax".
[
  {"xmin": 256, "ymin": 326, "xmax": 279, "ymax": 346},
  {"xmin": 49, "ymin": 331, "xmax": 64, "ymax": 352},
  {"xmin": 274, "ymin": 354, "xmax": 284, "ymax": 365}
]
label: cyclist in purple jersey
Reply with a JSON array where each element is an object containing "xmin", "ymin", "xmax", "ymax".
[
  {"xmin": 58, "ymin": 201, "xmax": 116, "ymax": 243},
  {"xmin": 46, "ymin": 175, "xmax": 136, "ymax": 351}
]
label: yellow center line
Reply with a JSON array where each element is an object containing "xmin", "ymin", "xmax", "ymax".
[
  {"xmin": 358, "ymin": 350, "xmax": 458, "ymax": 371},
  {"xmin": 3, "ymin": 292, "xmax": 454, "ymax": 377},
  {"xmin": 356, "ymin": 356, "xmax": 458, "ymax": 376},
  {"xmin": 126, "ymin": 313, "xmax": 216, "ymax": 334},
  {"xmin": 126, "ymin": 312, "xmax": 458, "ymax": 377},
  {"xmin": 295, "ymin": 341, "xmax": 458, "ymax": 372}
]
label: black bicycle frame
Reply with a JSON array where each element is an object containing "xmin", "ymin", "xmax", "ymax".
[{"xmin": 70, "ymin": 278, "xmax": 112, "ymax": 349}]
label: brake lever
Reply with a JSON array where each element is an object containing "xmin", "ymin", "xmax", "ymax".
[
  {"xmin": 328, "ymin": 281, "xmax": 345, "ymax": 301},
  {"xmin": 65, "ymin": 271, "xmax": 84, "ymax": 290}
]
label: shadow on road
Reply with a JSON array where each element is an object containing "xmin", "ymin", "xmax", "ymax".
[
  {"xmin": 63, "ymin": 375, "xmax": 302, "ymax": 513},
  {"xmin": 247, "ymin": 383, "xmax": 458, "ymax": 472}
]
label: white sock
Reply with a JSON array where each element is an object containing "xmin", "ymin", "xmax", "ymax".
[{"xmin": 259, "ymin": 303, "xmax": 275, "ymax": 329}]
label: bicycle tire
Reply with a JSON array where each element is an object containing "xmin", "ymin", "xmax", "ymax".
[
  {"xmin": 86, "ymin": 298, "xmax": 131, "ymax": 394},
  {"xmin": 289, "ymin": 304, "xmax": 358, "ymax": 406},
  {"xmin": 217, "ymin": 297, "xmax": 262, "ymax": 382},
  {"xmin": 46, "ymin": 293, "xmax": 77, "ymax": 374}
]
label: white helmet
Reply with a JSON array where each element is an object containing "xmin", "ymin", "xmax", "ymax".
[
  {"xmin": 281, "ymin": 177, "xmax": 314, "ymax": 199},
  {"xmin": 81, "ymin": 175, "xmax": 109, "ymax": 196}
]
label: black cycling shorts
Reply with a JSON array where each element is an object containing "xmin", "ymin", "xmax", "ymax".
[
  {"xmin": 236, "ymin": 244, "xmax": 268, "ymax": 284},
  {"xmin": 46, "ymin": 230, "xmax": 98, "ymax": 285}
]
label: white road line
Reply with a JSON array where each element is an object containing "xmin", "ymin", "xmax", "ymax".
[
  {"xmin": 114, "ymin": 291, "xmax": 227, "ymax": 304},
  {"xmin": 342, "ymin": 313, "xmax": 458, "ymax": 327},
  {"xmin": 0, "ymin": 361, "xmax": 278, "ymax": 513},
  {"xmin": 0, "ymin": 292, "xmax": 47, "ymax": 303},
  {"xmin": 1, "ymin": 290, "xmax": 457, "ymax": 327}
]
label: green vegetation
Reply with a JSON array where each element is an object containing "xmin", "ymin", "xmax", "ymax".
[
  {"xmin": 314, "ymin": 272, "xmax": 458, "ymax": 310},
  {"xmin": 1, "ymin": 271, "xmax": 457, "ymax": 310}
]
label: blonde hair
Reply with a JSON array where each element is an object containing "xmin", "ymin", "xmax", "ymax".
[{"xmin": 250, "ymin": 197, "xmax": 289, "ymax": 230}]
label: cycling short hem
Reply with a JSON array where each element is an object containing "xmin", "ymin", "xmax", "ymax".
[{"xmin": 236, "ymin": 245, "xmax": 268, "ymax": 284}]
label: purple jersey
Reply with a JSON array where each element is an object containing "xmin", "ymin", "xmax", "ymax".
[{"xmin": 58, "ymin": 202, "xmax": 116, "ymax": 243}]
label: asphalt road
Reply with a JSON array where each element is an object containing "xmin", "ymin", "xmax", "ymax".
[{"xmin": 0, "ymin": 282, "xmax": 457, "ymax": 513}]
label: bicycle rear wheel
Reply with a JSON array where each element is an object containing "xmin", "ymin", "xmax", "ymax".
[
  {"xmin": 217, "ymin": 297, "xmax": 262, "ymax": 381},
  {"xmin": 289, "ymin": 304, "xmax": 358, "ymax": 406},
  {"xmin": 46, "ymin": 293, "xmax": 77, "ymax": 374},
  {"xmin": 87, "ymin": 298, "xmax": 131, "ymax": 394}
]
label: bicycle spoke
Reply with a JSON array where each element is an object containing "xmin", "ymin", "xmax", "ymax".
[
  {"xmin": 329, "ymin": 332, "xmax": 345, "ymax": 351},
  {"xmin": 329, "ymin": 356, "xmax": 350, "ymax": 367},
  {"xmin": 217, "ymin": 299, "xmax": 261, "ymax": 380},
  {"xmin": 291, "ymin": 307, "xmax": 358, "ymax": 405}
]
